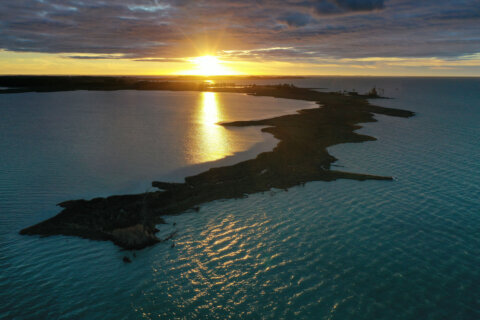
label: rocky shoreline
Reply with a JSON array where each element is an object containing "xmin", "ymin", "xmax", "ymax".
[{"xmin": 19, "ymin": 83, "xmax": 414, "ymax": 249}]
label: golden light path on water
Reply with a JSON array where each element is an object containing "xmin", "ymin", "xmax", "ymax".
[{"xmin": 193, "ymin": 91, "xmax": 230, "ymax": 163}]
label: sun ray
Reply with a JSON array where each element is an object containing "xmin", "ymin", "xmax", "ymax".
[{"xmin": 178, "ymin": 55, "xmax": 240, "ymax": 76}]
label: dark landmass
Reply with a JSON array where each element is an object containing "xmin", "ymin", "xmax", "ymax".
[
  {"xmin": 0, "ymin": 75, "xmax": 304, "ymax": 94},
  {"xmin": 17, "ymin": 77, "xmax": 414, "ymax": 250},
  {"xmin": 0, "ymin": 75, "xmax": 207, "ymax": 93}
]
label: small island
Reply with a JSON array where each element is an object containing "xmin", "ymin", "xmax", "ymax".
[{"xmin": 9, "ymin": 77, "xmax": 415, "ymax": 249}]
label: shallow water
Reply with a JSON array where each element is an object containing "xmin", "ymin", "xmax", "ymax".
[{"xmin": 1, "ymin": 78, "xmax": 479, "ymax": 319}]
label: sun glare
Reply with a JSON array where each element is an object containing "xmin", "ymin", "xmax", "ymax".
[
  {"xmin": 190, "ymin": 91, "xmax": 230, "ymax": 163},
  {"xmin": 187, "ymin": 55, "xmax": 237, "ymax": 76}
]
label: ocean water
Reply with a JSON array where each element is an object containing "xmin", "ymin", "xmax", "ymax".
[{"xmin": 1, "ymin": 77, "xmax": 479, "ymax": 319}]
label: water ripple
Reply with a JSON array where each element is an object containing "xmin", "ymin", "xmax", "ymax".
[{"xmin": 2, "ymin": 79, "xmax": 480, "ymax": 319}]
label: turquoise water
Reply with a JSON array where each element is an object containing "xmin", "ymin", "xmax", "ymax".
[{"xmin": 1, "ymin": 78, "xmax": 479, "ymax": 319}]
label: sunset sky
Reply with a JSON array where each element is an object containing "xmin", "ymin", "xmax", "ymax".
[{"xmin": 1, "ymin": 0, "xmax": 479, "ymax": 76}]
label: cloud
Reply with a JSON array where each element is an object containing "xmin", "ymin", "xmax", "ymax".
[
  {"xmin": 305, "ymin": 0, "xmax": 385, "ymax": 15},
  {"xmin": 333, "ymin": 0, "xmax": 385, "ymax": 11},
  {"xmin": 278, "ymin": 12, "xmax": 313, "ymax": 27},
  {"xmin": 133, "ymin": 58, "xmax": 187, "ymax": 63},
  {"xmin": 66, "ymin": 54, "xmax": 132, "ymax": 60},
  {"xmin": 0, "ymin": 0, "xmax": 478, "ymax": 64}
]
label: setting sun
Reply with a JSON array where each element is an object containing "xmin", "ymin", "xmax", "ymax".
[{"xmin": 185, "ymin": 55, "xmax": 238, "ymax": 76}]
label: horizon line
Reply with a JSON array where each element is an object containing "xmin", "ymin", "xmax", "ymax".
[{"xmin": 1, "ymin": 74, "xmax": 479, "ymax": 79}]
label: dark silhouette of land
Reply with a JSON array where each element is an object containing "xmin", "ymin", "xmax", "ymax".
[
  {"xmin": 13, "ymin": 76, "xmax": 415, "ymax": 249},
  {"xmin": 0, "ymin": 75, "xmax": 303, "ymax": 94}
]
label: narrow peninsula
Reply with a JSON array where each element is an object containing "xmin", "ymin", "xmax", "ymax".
[{"xmin": 11, "ymin": 77, "xmax": 415, "ymax": 249}]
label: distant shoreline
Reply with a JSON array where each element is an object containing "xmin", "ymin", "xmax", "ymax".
[
  {"xmin": 0, "ymin": 75, "xmax": 304, "ymax": 94},
  {"xmin": 18, "ymin": 79, "xmax": 415, "ymax": 250}
]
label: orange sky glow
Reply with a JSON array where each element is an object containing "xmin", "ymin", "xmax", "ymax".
[{"xmin": 2, "ymin": 50, "xmax": 480, "ymax": 77}]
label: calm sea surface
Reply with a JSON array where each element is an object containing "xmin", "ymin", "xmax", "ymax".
[{"xmin": 1, "ymin": 77, "xmax": 479, "ymax": 319}]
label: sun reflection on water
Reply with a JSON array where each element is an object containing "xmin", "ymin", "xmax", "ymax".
[
  {"xmin": 202, "ymin": 92, "xmax": 220, "ymax": 126},
  {"xmin": 193, "ymin": 92, "xmax": 230, "ymax": 163}
]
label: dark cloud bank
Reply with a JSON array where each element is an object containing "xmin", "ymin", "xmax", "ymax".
[{"xmin": 0, "ymin": 0, "xmax": 479, "ymax": 62}]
